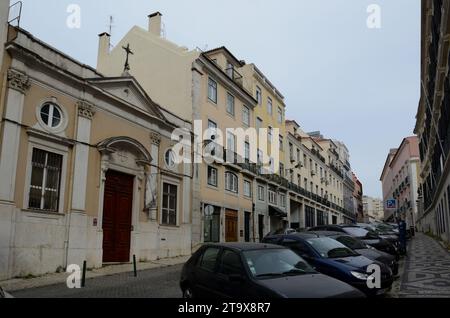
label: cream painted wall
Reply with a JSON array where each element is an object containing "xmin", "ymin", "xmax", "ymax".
[
  {"xmin": 285, "ymin": 122, "xmax": 344, "ymax": 207},
  {"xmin": 97, "ymin": 26, "xmax": 199, "ymax": 122},
  {"xmin": 240, "ymin": 64, "xmax": 287, "ymax": 166},
  {"xmin": 197, "ymin": 63, "xmax": 254, "ymax": 236}
]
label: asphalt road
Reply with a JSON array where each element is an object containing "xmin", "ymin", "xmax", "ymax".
[{"xmin": 11, "ymin": 264, "xmax": 183, "ymax": 298}]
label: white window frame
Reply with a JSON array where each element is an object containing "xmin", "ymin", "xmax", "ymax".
[
  {"xmin": 226, "ymin": 92, "xmax": 235, "ymax": 116},
  {"xmin": 23, "ymin": 137, "xmax": 69, "ymax": 214},
  {"xmin": 207, "ymin": 166, "xmax": 218, "ymax": 187},
  {"xmin": 161, "ymin": 181, "xmax": 179, "ymax": 227},
  {"xmin": 258, "ymin": 185, "xmax": 265, "ymax": 201},
  {"xmin": 280, "ymin": 194, "xmax": 286, "ymax": 208},
  {"xmin": 225, "ymin": 172, "xmax": 239, "ymax": 194},
  {"xmin": 244, "ymin": 142, "xmax": 250, "ymax": 162},
  {"xmin": 164, "ymin": 149, "xmax": 176, "ymax": 169},
  {"xmin": 267, "ymin": 97, "xmax": 273, "ymax": 115},
  {"xmin": 36, "ymin": 98, "xmax": 69, "ymax": 134},
  {"xmin": 227, "ymin": 131, "xmax": 236, "ymax": 153},
  {"xmin": 277, "ymin": 107, "xmax": 283, "ymax": 124},
  {"xmin": 242, "ymin": 105, "xmax": 250, "ymax": 126},
  {"xmin": 208, "ymin": 77, "xmax": 218, "ymax": 104},
  {"xmin": 269, "ymin": 190, "xmax": 277, "ymax": 205},
  {"xmin": 244, "ymin": 180, "xmax": 252, "ymax": 198},
  {"xmin": 256, "ymin": 86, "xmax": 262, "ymax": 105}
]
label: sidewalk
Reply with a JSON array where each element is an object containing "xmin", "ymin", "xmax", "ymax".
[
  {"xmin": 398, "ymin": 233, "xmax": 450, "ymax": 298},
  {"xmin": 0, "ymin": 255, "xmax": 190, "ymax": 293}
]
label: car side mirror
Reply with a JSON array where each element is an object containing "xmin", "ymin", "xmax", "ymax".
[{"xmin": 228, "ymin": 274, "xmax": 246, "ymax": 283}]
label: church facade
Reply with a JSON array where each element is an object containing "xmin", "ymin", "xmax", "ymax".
[{"xmin": 0, "ymin": 26, "xmax": 193, "ymax": 280}]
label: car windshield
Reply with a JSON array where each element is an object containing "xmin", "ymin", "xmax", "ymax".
[
  {"xmin": 243, "ymin": 249, "xmax": 316, "ymax": 278},
  {"xmin": 343, "ymin": 227, "xmax": 378, "ymax": 239},
  {"xmin": 335, "ymin": 236, "xmax": 367, "ymax": 250},
  {"xmin": 306, "ymin": 237, "xmax": 359, "ymax": 258}
]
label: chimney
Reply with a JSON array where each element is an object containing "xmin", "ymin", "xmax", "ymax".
[
  {"xmin": 97, "ymin": 32, "xmax": 111, "ymax": 70},
  {"xmin": 148, "ymin": 12, "xmax": 162, "ymax": 36}
]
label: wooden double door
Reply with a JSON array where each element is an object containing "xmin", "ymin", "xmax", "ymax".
[
  {"xmin": 225, "ymin": 209, "xmax": 238, "ymax": 242},
  {"xmin": 102, "ymin": 170, "xmax": 134, "ymax": 263}
]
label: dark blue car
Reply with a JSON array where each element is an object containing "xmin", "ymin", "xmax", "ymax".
[{"xmin": 263, "ymin": 233, "xmax": 394, "ymax": 296}]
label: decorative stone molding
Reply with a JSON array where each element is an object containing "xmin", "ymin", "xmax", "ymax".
[
  {"xmin": 77, "ymin": 100, "xmax": 96, "ymax": 120},
  {"xmin": 7, "ymin": 69, "xmax": 30, "ymax": 93},
  {"xmin": 150, "ymin": 131, "xmax": 161, "ymax": 146}
]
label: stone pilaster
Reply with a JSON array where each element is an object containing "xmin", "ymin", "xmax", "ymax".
[
  {"xmin": 0, "ymin": 69, "xmax": 30, "ymax": 202},
  {"xmin": 0, "ymin": 69, "xmax": 30, "ymax": 280},
  {"xmin": 147, "ymin": 131, "xmax": 161, "ymax": 221},
  {"xmin": 66, "ymin": 100, "xmax": 95, "ymax": 267}
]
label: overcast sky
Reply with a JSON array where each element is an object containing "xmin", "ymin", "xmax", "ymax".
[{"xmin": 13, "ymin": 0, "xmax": 421, "ymax": 198}]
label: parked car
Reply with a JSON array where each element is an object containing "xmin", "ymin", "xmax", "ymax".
[
  {"xmin": 309, "ymin": 225, "xmax": 400, "ymax": 260},
  {"xmin": 180, "ymin": 243, "xmax": 365, "ymax": 299},
  {"xmin": 265, "ymin": 228, "xmax": 297, "ymax": 237},
  {"xmin": 309, "ymin": 231, "xmax": 399, "ymax": 275},
  {"xmin": 357, "ymin": 223, "xmax": 400, "ymax": 246},
  {"xmin": 263, "ymin": 233, "xmax": 394, "ymax": 296},
  {"xmin": 0, "ymin": 287, "xmax": 13, "ymax": 298}
]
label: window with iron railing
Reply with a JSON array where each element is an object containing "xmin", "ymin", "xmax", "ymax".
[{"xmin": 28, "ymin": 148, "xmax": 62, "ymax": 212}]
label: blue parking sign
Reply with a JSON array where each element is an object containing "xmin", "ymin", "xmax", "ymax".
[{"xmin": 386, "ymin": 199, "xmax": 397, "ymax": 209}]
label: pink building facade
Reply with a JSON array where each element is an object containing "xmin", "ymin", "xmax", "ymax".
[{"xmin": 380, "ymin": 137, "xmax": 421, "ymax": 227}]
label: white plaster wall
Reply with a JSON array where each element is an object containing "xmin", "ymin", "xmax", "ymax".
[
  {"xmin": 137, "ymin": 223, "xmax": 192, "ymax": 261},
  {"xmin": 9, "ymin": 210, "xmax": 67, "ymax": 278}
]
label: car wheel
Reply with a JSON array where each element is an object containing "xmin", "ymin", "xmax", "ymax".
[{"xmin": 183, "ymin": 287, "xmax": 195, "ymax": 299}]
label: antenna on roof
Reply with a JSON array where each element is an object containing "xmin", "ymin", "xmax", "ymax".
[
  {"xmin": 161, "ymin": 22, "xmax": 167, "ymax": 39},
  {"xmin": 108, "ymin": 15, "xmax": 115, "ymax": 48}
]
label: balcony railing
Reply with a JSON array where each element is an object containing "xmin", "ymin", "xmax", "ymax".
[
  {"xmin": 311, "ymin": 148, "xmax": 326, "ymax": 163},
  {"xmin": 329, "ymin": 165, "xmax": 344, "ymax": 178},
  {"xmin": 225, "ymin": 67, "xmax": 243, "ymax": 87}
]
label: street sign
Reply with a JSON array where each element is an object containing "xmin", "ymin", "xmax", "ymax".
[
  {"xmin": 204, "ymin": 205, "xmax": 215, "ymax": 217},
  {"xmin": 386, "ymin": 199, "xmax": 397, "ymax": 210}
]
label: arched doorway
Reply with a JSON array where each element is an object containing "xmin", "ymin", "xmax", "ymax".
[{"xmin": 97, "ymin": 137, "xmax": 153, "ymax": 263}]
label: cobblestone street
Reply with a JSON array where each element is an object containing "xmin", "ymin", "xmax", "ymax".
[{"xmin": 398, "ymin": 234, "xmax": 450, "ymax": 298}]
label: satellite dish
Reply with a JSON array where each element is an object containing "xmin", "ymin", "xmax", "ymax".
[{"xmin": 205, "ymin": 205, "xmax": 215, "ymax": 217}]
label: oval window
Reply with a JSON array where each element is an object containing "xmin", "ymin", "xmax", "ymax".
[
  {"xmin": 40, "ymin": 103, "xmax": 62, "ymax": 128},
  {"xmin": 165, "ymin": 149, "xmax": 175, "ymax": 168}
]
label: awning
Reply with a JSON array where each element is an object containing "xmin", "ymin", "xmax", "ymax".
[{"xmin": 269, "ymin": 205, "xmax": 288, "ymax": 218}]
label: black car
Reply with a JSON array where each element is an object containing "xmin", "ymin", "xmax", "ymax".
[
  {"xmin": 357, "ymin": 223, "xmax": 400, "ymax": 247},
  {"xmin": 180, "ymin": 243, "xmax": 365, "ymax": 298},
  {"xmin": 309, "ymin": 225, "xmax": 399, "ymax": 260},
  {"xmin": 263, "ymin": 233, "xmax": 394, "ymax": 296},
  {"xmin": 310, "ymin": 231, "xmax": 399, "ymax": 275},
  {"xmin": 0, "ymin": 287, "xmax": 13, "ymax": 298}
]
